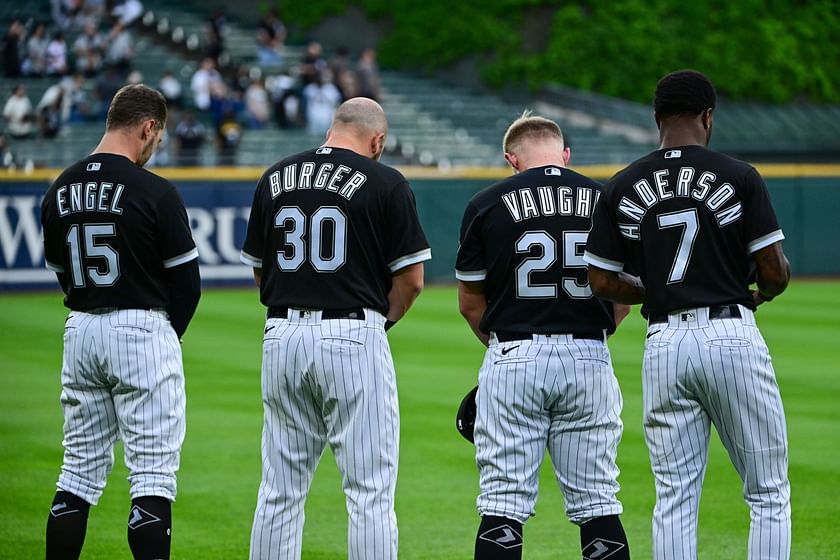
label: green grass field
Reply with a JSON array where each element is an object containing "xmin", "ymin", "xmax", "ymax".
[{"xmin": 1, "ymin": 283, "xmax": 839, "ymax": 559}]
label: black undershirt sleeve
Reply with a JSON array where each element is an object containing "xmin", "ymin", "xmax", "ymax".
[{"xmin": 164, "ymin": 259, "xmax": 201, "ymax": 339}]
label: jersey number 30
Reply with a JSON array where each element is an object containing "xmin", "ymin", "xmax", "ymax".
[
  {"xmin": 515, "ymin": 230, "xmax": 591, "ymax": 299},
  {"xmin": 274, "ymin": 206, "xmax": 347, "ymax": 272}
]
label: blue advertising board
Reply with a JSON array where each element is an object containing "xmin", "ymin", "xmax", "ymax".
[{"xmin": 0, "ymin": 180, "xmax": 256, "ymax": 290}]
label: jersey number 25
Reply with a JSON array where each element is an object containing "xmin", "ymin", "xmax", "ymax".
[{"xmin": 515, "ymin": 230, "xmax": 590, "ymax": 300}]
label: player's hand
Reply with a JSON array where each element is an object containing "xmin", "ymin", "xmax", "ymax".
[{"xmin": 751, "ymin": 289, "xmax": 772, "ymax": 308}]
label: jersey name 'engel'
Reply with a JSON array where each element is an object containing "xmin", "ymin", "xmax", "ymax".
[
  {"xmin": 55, "ymin": 181, "xmax": 125, "ymax": 217},
  {"xmin": 268, "ymin": 162, "xmax": 367, "ymax": 201},
  {"xmin": 502, "ymin": 185, "xmax": 599, "ymax": 222},
  {"xmin": 617, "ymin": 167, "xmax": 742, "ymax": 227}
]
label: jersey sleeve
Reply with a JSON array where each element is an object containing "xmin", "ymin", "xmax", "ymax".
[
  {"xmin": 583, "ymin": 188, "xmax": 626, "ymax": 272},
  {"xmin": 240, "ymin": 179, "xmax": 265, "ymax": 268},
  {"xmin": 40, "ymin": 190, "xmax": 65, "ymax": 273},
  {"xmin": 156, "ymin": 188, "xmax": 199, "ymax": 269},
  {"xmin": 454, "ymin": 201, "xmax": 486, "ymax": 281},
  {"xmin": 384, "ymin": 180, "xmax": 431, "ymax": 272},
  {"xmin": 741, "ymin": 168, "xmax": 784, "ymax": 254}
]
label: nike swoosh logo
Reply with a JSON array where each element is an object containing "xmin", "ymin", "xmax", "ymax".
[
  {"xmin": 496, "ymin": 528, "xmax": 516, "ymax": 544},
  {"xmin": 264, "ymin": 326, "xmax": 276, "ymax": 334},
  {"xmin": 500, "ymin": 345, "xmax": 520, "ymax": 355},
  {"xmin": 646, "ymin": 330, "xmax": 661, "ymax": 339}
]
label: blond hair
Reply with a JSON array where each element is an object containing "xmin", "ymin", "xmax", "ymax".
[{"xmin": 502, "ymin": 110, "xmax": 564, "ymax": 154}]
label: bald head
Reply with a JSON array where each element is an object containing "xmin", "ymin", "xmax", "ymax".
[
  {"xmin": 331, "ymin": 97, "xmax": 388, "ymax": 136},
  {"xmin": 325, "ymin": 97, "xmax": 388, "ymax": 160}
]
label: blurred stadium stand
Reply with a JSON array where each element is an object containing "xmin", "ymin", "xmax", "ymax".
[{"xmin": 2, "ymin": 1, "xmax": 838, "ymax": 170}]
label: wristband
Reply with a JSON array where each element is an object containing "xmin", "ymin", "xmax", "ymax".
[{"xmin": 384, "ymin": 320, "xmax": 396, "ymax": 331}]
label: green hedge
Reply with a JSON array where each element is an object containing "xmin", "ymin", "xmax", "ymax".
[{"xmin": 281, "ymin": 0, "xmax": 840, "ymax": 104}]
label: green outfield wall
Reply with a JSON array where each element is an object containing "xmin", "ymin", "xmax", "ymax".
[{"xmin": 1, "ymin": 165, "xmax": 838, "ymax": 288}]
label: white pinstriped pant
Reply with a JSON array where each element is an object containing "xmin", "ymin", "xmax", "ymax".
[
  {"xmin": 643, "ymin": 305, "xmax": 790, "ymax": 560},
  {"xmin": 57, "ymin": 309, "xmax": 185, "ymax": 505},
  {"xmin": 250, "ymin": 309, "xmax": 398, "ymax": 560},
  {"xmin": 474, "ymin": 333, "xmax": 624, "ymax": 525}
]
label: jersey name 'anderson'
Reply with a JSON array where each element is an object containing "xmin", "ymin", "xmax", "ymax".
[{"xmin": 613, "ymin": 160, "xmax": 745, "ymax": 240}]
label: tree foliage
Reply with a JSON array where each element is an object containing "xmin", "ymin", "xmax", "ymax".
[{"xmin": 282, "ymin": 0, "xmax": 840, "ymax": 103}]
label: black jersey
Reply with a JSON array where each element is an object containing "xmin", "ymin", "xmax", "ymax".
[
  {"xmin": 41, "ymin": 153, "xmax": 198, "ymax": 311},
  {"xmin": 240, "ymin": 146, "xmax": 431, "ymax": 314},
  {"xmin": 585, "ymin": 145, "xmax": 784, "ymax": 316},
  {"xmin": 456, "ymin": 165, "xmax": 615, "ymax": 336}
]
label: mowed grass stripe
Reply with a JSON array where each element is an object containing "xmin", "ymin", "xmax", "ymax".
[{"xmin": 1, "ymin": 282, "xmax": 838, "ymax": 558}]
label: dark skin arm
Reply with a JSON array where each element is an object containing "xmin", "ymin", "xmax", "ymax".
[
  {"xmin": 458, "ymin": 280, "xmax": 489, "ymax": 347},
  {"xmin": 751, "ymin": 242, "xmax": 790, "ymax": 307},
  {"xmin": 588, "ymin": 266, "xmax": 646, "ymax": 305}
]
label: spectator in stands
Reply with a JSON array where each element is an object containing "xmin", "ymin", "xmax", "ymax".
[
  {"xmin": 204, "ymin": 9, "xmax": 225, "ymax": 62},
  {"xmin": 159, "ymin": 69, "xmax": 183, "ymax": 108},
  {"xmin": 216, "ymin": 106, "xmax": 241, "ymax": 165},
  {"xmin": 245, "ymin": 77, "xmax": 270, "ymax": 129},
  {"xmin": 329, "ymin": 46, "xmax": 356, "ymax": 101},
  {"xmin": 45, "ymin": 31, "xmax": 69, "ymax": 75},
  {"xmin": 73, "ymin": 21, "xmax": 105, "ymax": 75},
  {"xmin": 268, "ymin": 71, "xmax": 301, "ymax": 129},
  {"xmin": 174, "ymin": 111, "xmax": 206, "ymax": 166},
  {"xmin": 2, "ymin": 19, "xmax": 25, "ymax": 78},
  {"xmin": 3, "ymin": 85, "xmax": 34, "ymax": 139},
  {"xmin": 53, "ymin": 0, "xmax": 84, "ymax": 31},
  {"xmin": 95, "ymin": 64, "xmax": 124, "ymax": 116},
  {"xmin": 0, "ymin": 133, "xmax": 16, "ymax": 168},
  {"xmin": 191, "ymin": 57, "xmax": 222, "ymax": 111},
  {"xmin": 256, "ymin": 10, "xmax": 285, "ymax": 65},
  {"xmin": 355, "ymin": 48, "xmax": 381, "ymax": 101},
  {"xmin": 37, "ymin": 84, "xmax": 64, "ymax": 138},
  {"xmin": 111, "ymin": 0, "xmax": 144, "ymax": 28},
  {"xmin": 61, "ymin": 73, "xmax": 93, "ymax": 121},
  {"xmin": 23, "ymin": 23, "xmax": 49, "ymax": 76},
  {"xmin": 300, "ymin": 41, "xmax": 326, "ymax": 86},
  {"xmin": 105, "ymin": 21, "xmax": 134, "ymax": 73},
  {"xmin": 303, "ymin": 71, "xmax": 341, "ymax": 136}
]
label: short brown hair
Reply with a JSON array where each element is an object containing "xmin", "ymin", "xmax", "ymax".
[
  {"xmin": 502, "ymin": 110, "xmax": 564, "ymax": 154},
  {"xmin": 106, "ymin": 84, "xmax": 167, "ymax": 132}
]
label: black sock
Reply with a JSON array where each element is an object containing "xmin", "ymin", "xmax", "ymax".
[
  {"xmin": 46, "ymin": 490, "xmax": 91, "ymax": 560},
  {"xmin": 474, "ymin": 515, "xmax": 523, "ymax": 560},
  {"xmin": 580, "ymin": 515, "xmax": 630, "ymax": 560},
  {"xmin": 127, "ymin": 496, "xmax": 172, "ymax": 560}
]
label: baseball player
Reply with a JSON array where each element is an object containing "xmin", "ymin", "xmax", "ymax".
[
  {"xmin": 584, "ymin": 70, "xmax": 791, "ymax": 560},
  {"xmin": 40, "ymin": 84, "xmax": 201, "ymax": 560},
  {"xmin": 456, "ymin": 112, "xmax": 632, "ymax": 560},
  {"xmin": 240, "ymin": 97, "xmax": 431, "ymax": 560}
]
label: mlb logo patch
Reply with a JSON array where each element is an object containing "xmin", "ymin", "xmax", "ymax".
[
  {"xmin": 316, "ymin": 147, "xmax": 332, "ymax": 155},
  {"xmin": 680, "ymin": 311, "xmax": 697, "ymax": 322},
  {"xmin": 545, "ymin": 167, "xmax": 562, "ymax": 176},
  {"xmin": 664, "ymin": 150, "xmax": 682, "ymax": 159},
  {"xmin": 86, "ymin": 162, "xmax": 101, "ymax": 171}
]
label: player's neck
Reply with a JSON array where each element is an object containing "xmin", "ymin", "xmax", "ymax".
[
  {"xmin": 92, "ymin": 132, "xmax": 141, "ymax": 165},
  {"xmin": 658, "ymin": 128, "xmax": 707, "ymax": 150},
  {"xmin": 517, "ymin": 157, "xmax": 566, "ymax": 172},
  {"xmin": 322, "ymin": 133, "xmax": 370, "ymax": 159}
]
